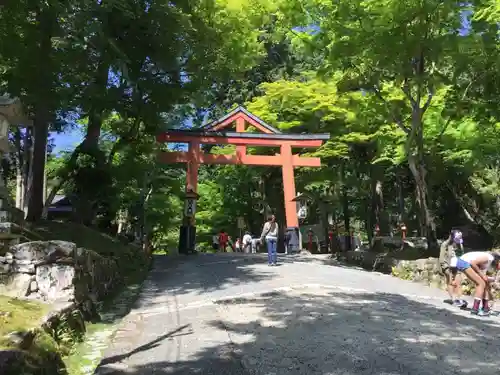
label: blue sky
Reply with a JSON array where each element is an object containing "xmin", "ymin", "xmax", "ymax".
[
  {"xmin": 50, "ymin": 118, "xmax": 192, "ymax": 154},
  {"xmin": 51, "ymin": 129, "xmax": 83, "ymax": 154}
]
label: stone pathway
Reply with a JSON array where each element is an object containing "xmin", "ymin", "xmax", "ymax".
[{"xmin": 93, "ymin": 253, "xmax": 500, "ymax": 375}]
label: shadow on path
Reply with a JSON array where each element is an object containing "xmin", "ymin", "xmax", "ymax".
[
  {"xmin": 96, "ymin": 287, "xmax": 500, "ymax": 374},
  {"xmin": 98, "ymin": 324, "xmax": 193, "ymax": 367},
  {"xmin": 134, "ymin": 254, "xmax": 275, "ymax": 309}
]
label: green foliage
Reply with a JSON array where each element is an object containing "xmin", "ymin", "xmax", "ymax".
[
  {"xmin": 44, "ymin": 310, "xmax": 85, "ymax": 356},
  {"xmin": 2, "ymin": 0, "xmax": 500, "ymax": 248},
  {"xmin": 195, "ymin": 164, "xmax": 266, "ymax": 238},
  {"xmin": 391, "ymin": 265, "xmax": 414, "ymax": 281}
]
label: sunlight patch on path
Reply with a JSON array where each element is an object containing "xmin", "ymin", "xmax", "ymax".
[{"xmin": 125, "ymin": 283, "xmax": 469, "ymax": 318}]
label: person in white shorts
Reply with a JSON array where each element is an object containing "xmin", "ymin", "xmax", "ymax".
[
  {"xmin": 439, "ymin": 230, "xmax": 467, "ymax": 307},
  {"xmin": 242, "ymin": 232, "xmax": 252, "ymax": 253},
  {"xmin": 456, "ymin": 251, "xmax": 500, "ymax": 316},
  {"xmin": 251, "ymin": 237, "xmax": 260, "ymax": 253}
]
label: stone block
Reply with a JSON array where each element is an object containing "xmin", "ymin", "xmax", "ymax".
[
  {"xmin": 1, "ymin": 241, "xmax": 128, "ymax": 314},
  {"xmin": 36, "ymin": 264, "xmax": 75, "ymax": 302},
  {"xmin": 0, "ymin": 210, "xmax": 9, "ymax": 224},
  {"xmin": 11, "ymin": 262, "xmax": 35, "ymax": 274},
  {"xmin": 0, "ymin": 273, "xmax": 32, "ymax": 297},
  {"xmin": 398, "ymin": 260, "xmax": 410, "ymax": 268},
  {"xmin": 0, "ymin": 223, "xmax": 21, "ymax": 236},
  {"xmin": 10, "ymin": 241, "xmax": 48, "ymax": 262},
  {"xmin": 29, "ymin": 280, "xmax": 38, "ymax": 293},
  {"xmin": 14, "ymin": 259, "xmax": 32, "ymax": 265},
  {"xmin": 0, "ymin": 262, "xmax": 10, "ymax": 274},
  {"xmin": 10, "ymin": 241, "xmax": 77, "ymax": 264},
  {"xmin": 47, "ymin": 241, "xmax": 76, "ymax": 259},
  {"xmin": 5, "ymin": 237, "xmax": 20, "ymax": 246},
  {"xmin": 425, "ymin": 259, "xmax": 437, "ymax": 271}
]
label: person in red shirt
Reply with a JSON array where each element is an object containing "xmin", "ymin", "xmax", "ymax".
[{"xmin": 218, "ymin": 230, "xmax": 229, "ymax": 252}]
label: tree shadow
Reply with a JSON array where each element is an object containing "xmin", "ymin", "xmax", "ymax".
[
  {"xmin": 95, "ymin": 287, "xmax": 500, "ymax": 374},
  {"xmin": 133, "ymin": 254, "xmax": 274, "ymax": 309},
  {"xmin": 98, "ymin": 324, "xmax": 193, "ymax": 366}
]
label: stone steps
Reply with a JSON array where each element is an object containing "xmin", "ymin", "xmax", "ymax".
[
  {"xmin": 0, "ymin": 199, "xmax": 28, "ymax": 255},
  {"xmin": 0, "ymin": 222, "xmax": 22, "ymax": 255}
]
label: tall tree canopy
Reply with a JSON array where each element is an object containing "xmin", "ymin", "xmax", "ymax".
[{"xmin": 1, "ymin": 0, "xmax": 500, "ymax": 251}]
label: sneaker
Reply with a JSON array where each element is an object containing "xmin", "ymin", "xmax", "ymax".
[
  {"xmin": 272, "ymin": 262, "xmax": 277, "ymax": 266},
  {"xmin": 453, "ymin": 299, "xmax": 468, "ymax": 308},
  {"xmin": 471, "ymin": 309, "xmax": 491, "ymax": 317}
]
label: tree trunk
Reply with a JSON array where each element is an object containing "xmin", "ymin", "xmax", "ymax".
[
  {"xmin": 82, "ymin": 60, "xmax": 109, "ymax": 150},
  {"xmin": 22, "ymin": 127, "xmax": 33, "ymax": 214},
  {"xmin": 365, "ymin": 195, "xmax": 373, "ymax": 243},
  {"xmin": 369, "ymin": 166, "xmax": 390, "ymax": 234},
  {"xmin": 340, "ymin": 163, "xmax": 351, "ymax": 251},
  {"xmin": 1, "ymin": 157, "xmax": 8, "ymax": 188},
  {"xmin": 25, "ymin": 8, "xmax": 54, "ymax": 222},
  {"xmin": 14, "ymin": 128, "xmax": 23, "ymax": 209},
  {"xmin": 397, "ymin": 173, "xmax": 405, "ymax": 223},
  {"xmin": 406, "ymin": 108, "xmax": 436, "ymax": 245},
  {"xmin": 368, "ymin": 162, "xmax": 377, "ymax": 238},
  {"xmin": 26, "ymin": 118, "xmax": 49, "ymax": 221},
  {"xmin": 342, "ymin": 186, "xmax": 351, "ymax": 251},
  {"xmin": 319, "ymin": 200, "xmax": 329, "ymax": 253}
]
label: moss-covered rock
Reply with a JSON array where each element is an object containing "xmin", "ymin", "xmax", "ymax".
[{"xmin": 1, "ymin": 331, "xmax": 68, "ymax": 375}]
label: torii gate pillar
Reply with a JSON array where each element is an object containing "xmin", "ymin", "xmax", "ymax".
[
  {"xmin": 186, "ymin": 141, "xmax": 200, "ymax": 194},
  {"xmin": 280, "ymin": 144, "xmax": 299, "ymax": 228}
]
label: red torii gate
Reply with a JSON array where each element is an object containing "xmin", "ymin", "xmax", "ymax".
[{"xmin": 156, "ymin": 107, "xmax": 329, "ymax": 247}]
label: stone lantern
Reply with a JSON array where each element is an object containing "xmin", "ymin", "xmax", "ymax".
[
  {"xmin": 290, "ymin": 192, "xmax": 313, "ymax": 252},
  {"xmin": 292, "ymin": 192, "xmax": 311, "ymax": 223},
  {"xmin": 178, "ymin": 187, "xmax": 200, "ymax": 254},
  {"xmin": 0, "ymin": 96, "xmax": 31, "ymax": 146}
]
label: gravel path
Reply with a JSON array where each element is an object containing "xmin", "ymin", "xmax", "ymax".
[{"xmin": 94, "ymin": 253, "xmax": 500, "ymax": 375}]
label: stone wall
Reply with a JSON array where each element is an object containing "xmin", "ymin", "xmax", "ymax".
[
  {"xmin": 338, "ymin": 250, "xmax": 399, "ymax": 273},
  {"xmin": 0, "ymin": 234, "xmax": 150, "ymax": 374},
  {"xmin": 0, "ymin": 240, "xmax": 121, "ymax": 316},
  {"xmin": 339, "ymin": 250, "xmax": 500, "ymax": 295},
  {"xmin": 391, "ymin": 257, "xmax": 444, "ymax": 288}
]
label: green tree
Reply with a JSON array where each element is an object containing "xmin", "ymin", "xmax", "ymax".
[{"xmin": 276, "ymin": 0, "xmax": 493, "ymax": 243}]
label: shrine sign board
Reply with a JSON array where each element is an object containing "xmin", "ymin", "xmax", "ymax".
[
  {"xmin": 184, "ymin": 198, "xmax": 196, "ymax": 217},
  {"xmin": 237, "ymin": 216, "xmax": 245, "ymax": 229}
]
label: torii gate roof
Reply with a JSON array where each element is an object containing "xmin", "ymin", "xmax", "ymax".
[{"xmin": 157, "ymin": 106, "xmax": 330, "ymax": 146}]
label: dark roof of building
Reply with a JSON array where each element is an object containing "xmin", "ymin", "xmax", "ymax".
[{"xmin": 50, "ymin": 194, "xmax": 72, "ymax": 206}]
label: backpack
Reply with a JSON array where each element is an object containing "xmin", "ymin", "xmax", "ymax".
[{"xmin": 219, "ymin": 232, "xmax": 228, "ymax": 243}]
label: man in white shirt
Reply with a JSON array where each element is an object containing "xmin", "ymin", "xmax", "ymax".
[
  {"xmin": 456, "ymin": 251, "xmax": 500, "ymax": 316},
  {"xmin": 242, "ymin": 232, "xmax": 252, "ymax": 253}
]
